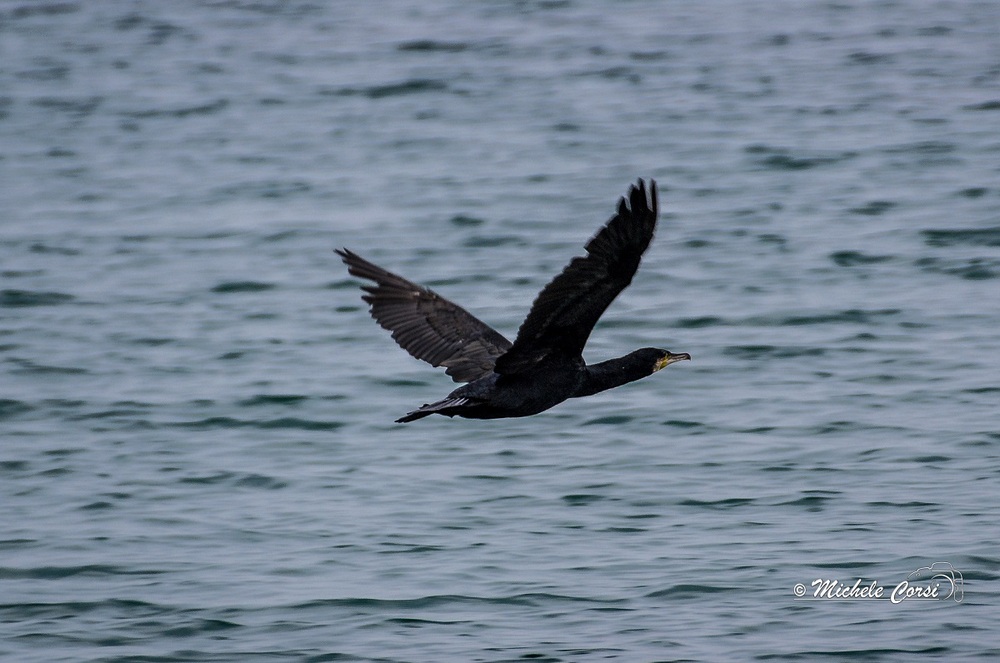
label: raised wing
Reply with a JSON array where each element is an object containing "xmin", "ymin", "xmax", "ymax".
[
  {"xmin": 337, "ymin": 249, "xmax": 512, "ymax": 383},
  {"xmin": 494, "ymin": 179, "xmax": 658, "ymax": 375}
]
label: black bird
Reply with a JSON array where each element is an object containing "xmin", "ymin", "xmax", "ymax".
[{"xmin": 337, "ymin": 179, "xmax": 690, "ymax": 423}]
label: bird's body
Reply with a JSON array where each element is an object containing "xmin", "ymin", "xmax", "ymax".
[
  {"xmin": 338, "ymin": 179, "xmax": 690, "ymax": 423},
  {"xmin": 417, "ymin": 353, "xmax": 585, "ymax": 422}
]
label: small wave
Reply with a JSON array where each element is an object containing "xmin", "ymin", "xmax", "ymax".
[
  {"xmin": 963, "ymin": 100, "xmax": 1000, "ymax": 111},
  {"xmin": 382, "ymin": 616, "xmax": 472, "ymax": 627},
  {"xmin": 462, "ymin": 235, "xmax": 525, "ymax": 248},
  {"xmin": 179, "ymin": 471, "xmax": 287, "ymax": 490},
  {"xmin": 328, "ymin": 78, "xmax": 450, "ymax": 100},
  {"xmin": 0, "ymin": 460, "xmax": 31, "ymax": 472},
  {"xmin": 121, "ymin": 99, "xmax": 229, "ymax": 119},
  {"xmin": 846, "ymin": 51, "xmax": 894, "ymax": 66},
  {"xmin": 916, "ymin": 256, "xmax": 999, "ymax": 280},
  {"xmin": 212, "ymin": 179, "xmax": 311, "ymax": 199},
  {"xmin": 162, "ymin": 618, "xmax": 242, "ymax": 637},
  {"xmin": 745, "ymin": 144, "xmax": 856, "ymax": 170},
  {"xmin": 0, "ymin": 399, "xmax": 32, "ymax": 420},
  {"xmin": 379, "ymin": 544, "xmax": 444, "ymax": 555},
  {"xmin": 79, "ymin": 501, "xmax": 114, "ymax": 511},
  {"xmin": 809, "ymin": 421, "xmax": 866, "ymax": 435},
  {"xmin": 884, "ymin": 140, "xmax": 956, "ymax": 155},
  {"xmin": 1, "ymin": 598, "xmax": 166, "ymax": 619},
  {"xmin": 131, "ymin": 337, "xmax": 174, "ymax": 346},
  {"xmin": 172, "ymin": 416, "xmax": 344, "ymax": 431},
  {"xmin": 257, "ymin": 417, "xmax": 344, "ymax": 432},
  {"xmin": 235, "ymin": 473, "xmax": 288, "ymax": 489},
  {"xmin": 238, "ymin": 394, "xmax": 308, "ymax": 407},
  {"xmin": 724, "ymin": 345, "xmax": 825, "ymax": 359},
  {"xmin": 397, "ymin": 40, "xmax": 469, "ymax": 53},
  {"xmin": 662, "ymin": 420, "xmax": 706, "ymax": 430},
  {"xmin": 288, "ymin": 593, "xmax": 619, "ymax": 611},
  {"xmin": 70, "ymin": 407, "xmax": 150, "ymax": 420},
  {"xmin": 678, "ymin": 498, "xmax": 755, "ymax": 510},
  {"xmin": 583, "ymin": 415, "xmax": 632, "ymax": 425},
  {"xmin": 29, "ymin": 242, "xmax": 80, "ymax": 255},
  {"xmin": 0, "ymin": 289, "xmax": 74, "ymax": 307},
  {"xmin": 562, "ymin": 494, "xmax": 607, "ymax": 506},
  {"xmin": 603, "ymin": 526, "xmax": 646, "ymax": 533},
  {"xmin": 959, "ymin": 556, "xmax": 1000, "ymax": 581},
  {"xmin": 848, "ymin": 200, "xmax": 896, "ymax": 216},
  {"xmin": 830, "ymin": 250, "xmax": 894, "ymax": 266},
  {"xmin": 803, "ymin": 310, "xmax": 896, "ymax": 325},
  {"xmin": 778, "ymin": 646, "xmax": 953, "ymax": 659},
  {"xmin": 0, "ymin": 565, "xmax": 163, "ymax": 580},
  {"xmin": 373, "ymin": 378, "xmax": 427, "ymax": 388},
  {"xmin": 30, "ymin": 96, "xmax": 100, "ymax": 117},
  {"xmin": 776, "ymin": 495, "xmax": 834, "ymax": 511},
  {"xmin": 921, "ymin": 226, "xmax": 1000, "ymax": 247},
  {"xmin": 260, "ymin": 230, "xmax": 300, "ymax": 242},
  {"xmin": 645, "ymin": 584, "xmax": 735, "ymax": 598},
  {"xmin": 9, "ymin": 3, "xmax": 80, "ymax": 19},
  {"xmin": 8, "ymin": 358, "xmax": 87, "ymax": 375},
  {"xmin": 590, "ymin": 65, "xmax": 642, "ymax": 84},
  {"xmin": 675, "ymin": 316, "xmax": 725, "ymax": 328},
  {"xmin": 179, "ymin": 471, "xmax": 235, "ymax": 485},
  {"xmin": 769, "ymin": 309, "xmax": 900, "ymax": 326},
  {"xmin": 211, "ymin": 281, "xmax": 276, "ymax": 293},
  {"xmin": 449, "ymin": 214, "xmax": 485, "ymax": 227},
  {"xmin": 962, "ymin": 386, "xmax": 1000, "ymax": 394},
  {"xmin": 630, "ymin": 49, "xmax": 671, "ymax": 61},
  {"xmin": 911, "ymin": 455, "xmax": 951, "ymax": 464}
]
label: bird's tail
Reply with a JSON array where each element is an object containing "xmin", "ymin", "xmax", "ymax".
[{"xmin": 396, "ymin": 397, "xmax": 470, "ymax": 424}]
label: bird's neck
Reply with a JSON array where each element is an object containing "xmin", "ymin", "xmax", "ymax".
[{"xmin": 572, "ymin": 355, "xmax": 652, "ymax": 398}]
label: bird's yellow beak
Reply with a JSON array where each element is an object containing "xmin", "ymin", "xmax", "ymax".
[{"xmin": 655, "ymin": 352, "xmax": 691, "ymax": 371}]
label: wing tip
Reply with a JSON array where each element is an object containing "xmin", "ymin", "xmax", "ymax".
[
  {"xmin": 336, "ymin": 247, "xmax": 364, "ymax": 270},
  {"xmin": 627, "ymin": 178, "xmax": 659, "ymax": 219}
]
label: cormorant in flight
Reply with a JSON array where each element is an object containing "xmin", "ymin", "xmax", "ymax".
[{"xmin": 337, "ymin": 179, "xmax": 689, "ymax": 423}]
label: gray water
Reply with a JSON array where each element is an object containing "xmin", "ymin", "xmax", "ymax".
[{"xmin": 3, "ymin": 1, "xmax": 1000, "ymax": 661}]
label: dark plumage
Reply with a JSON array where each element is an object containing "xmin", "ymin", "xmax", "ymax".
[{"xmin": 337, "ymin": 179, "xmax": 690, "ymax": 423}]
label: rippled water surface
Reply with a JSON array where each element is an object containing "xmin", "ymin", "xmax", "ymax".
[{"xmin": 3, "ymin": 1, "xmax": 1000, "ymax": 661}]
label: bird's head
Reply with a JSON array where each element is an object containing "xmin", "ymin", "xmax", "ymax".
[{"xmin": 650, "ymin": 348, "xmax": 691, "ymax": 372}]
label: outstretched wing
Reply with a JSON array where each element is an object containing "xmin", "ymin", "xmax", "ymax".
[
  {"xmin": 494, "ymin": 179, "xmax": 658, "ymax": 375},
  {"xmin": 337, "ymin": 249, "xmax": 512, "ymax": 383}
]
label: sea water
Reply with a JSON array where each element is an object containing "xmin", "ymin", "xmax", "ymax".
[{"xmin": 2, "ymin": 1, "xmax": 999, "ymax": 661}]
